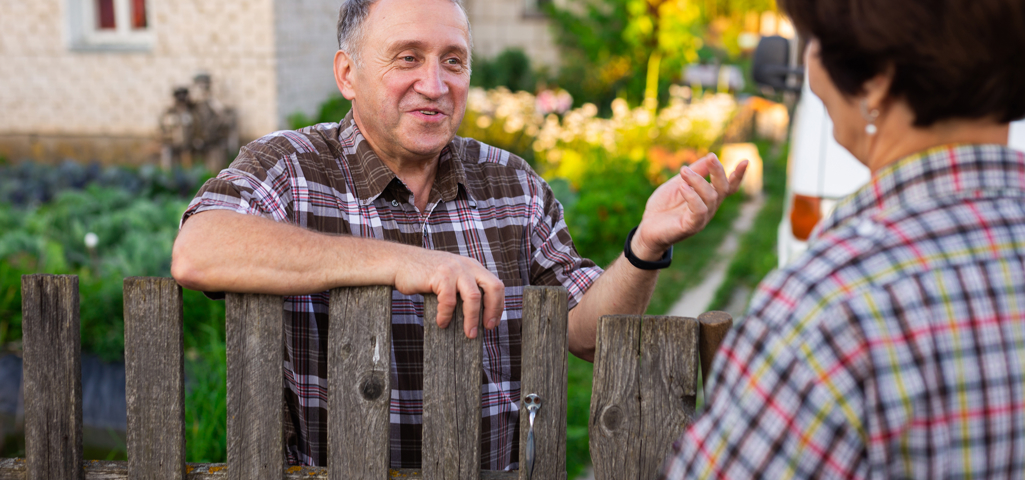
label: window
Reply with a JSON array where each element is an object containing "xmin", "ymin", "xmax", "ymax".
[{"xmin": 68, "ymin": 0, "xmax": 152, "ymax": 50}]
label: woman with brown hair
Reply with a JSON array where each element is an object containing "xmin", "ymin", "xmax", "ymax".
[{"xmin": 661, "ymin": 0, "xmax": 1025, "ymax": 478}]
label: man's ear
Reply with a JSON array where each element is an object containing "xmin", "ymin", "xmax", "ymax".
[{"xmin": 334, "ymin": 50, "xmax": 357, "ymax": 101}]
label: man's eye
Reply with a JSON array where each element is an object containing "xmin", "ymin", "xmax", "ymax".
[{"xmin": 402, "ymin": 56, "xmax": 416, "ymax": 62}]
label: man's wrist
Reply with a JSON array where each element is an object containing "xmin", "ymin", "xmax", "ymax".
[
  {"xmin": 629, "ymin": 224, "xmax": 665, "ymax": 261},
  {"xmin": 624, "ymin": 226, "xmax": 672, "ymax": 270}
]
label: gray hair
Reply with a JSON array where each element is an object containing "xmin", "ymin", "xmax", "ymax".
[{"xmin": 337, "ymin": 0, "xmax": 473, "ymax": 67}]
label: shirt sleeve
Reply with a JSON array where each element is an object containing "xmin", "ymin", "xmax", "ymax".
[
  {"xmin": 527, "ymin": 175, "xmax": 603, "ymax": 309},
  {"xmin": 180, "ymin": 141, "xmax": 297, "ymax": 228},
  {"xmin": 660, "ymin": 299, "xmax": 870, "ymax": 480}
]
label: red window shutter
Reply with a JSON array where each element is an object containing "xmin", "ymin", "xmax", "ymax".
[
  {"xmin": 97, "ymin": 0, "xmax": 116, "ymax": 29},
  {"xmin": 131, "ymin": 0, "xmax": 147, "ymax": 29}
]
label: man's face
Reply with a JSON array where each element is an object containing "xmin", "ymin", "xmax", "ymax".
[{"xmin": 339, "ymin": 0, "xmax": 471, "ymax": 163}]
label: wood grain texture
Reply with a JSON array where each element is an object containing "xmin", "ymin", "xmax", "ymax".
[
  {"xmin": 328, "ymin": 286, "xmax": 392, "ymax": 479},
  {"xmin": 0, "ymin": 459, "xmax": 522, "ymax": 480},
  {"xmin": 226, "ymin": 294, "xmax": 284, "ymax": 480},
  {"xmin": 123, "ymin": 277, "xmax": 186, "ymax": 480},
  {"xmin": 422, "ymin": 294, "xmax": 482, "ymax": 480},
  {"xmin": 588, "ymin": 315, "xmax": 642, "ymax": 480},
  {"xmin": 638, "ymin": 316, "xmax": 699, "ymax": 479},
  {"xmin": 697, "ymin": 311, "xmax": 733, "ymax": 391},
  {"xmin": 21, "ymin": 274, "xmax": 82, "ymax": 480},
  {"xmin": 519, "ymin": 286, "xmax": 568, "ymax": 480}
]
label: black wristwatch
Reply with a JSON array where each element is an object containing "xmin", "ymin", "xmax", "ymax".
[{"xmin": 623, "ymin": 226, "xmax": 672, "ymax": 270}]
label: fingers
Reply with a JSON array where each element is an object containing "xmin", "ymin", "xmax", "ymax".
[
  {"xmin": 434, "ymin": 282, "xmax": 458, "ymax": 330},
  {"xmin": 479, "ymin": 275, "xmax": 506, "ymax": 331},
  {"xmin": 727, "ymin": 160, "xmax": 749, "ymax": 195},
  {"xmin": 680, "ymin": 165, "xmax": 718, "ymax": 209},
  {"xmin": 422, "ymin": 255, "xmax": 505, "ymax": 339},
  {"xmin": 677, "ymin": 170, "xmax": 708, "ymax": 220},
  {"xmin": 687, "ymin": 153, "xmax": 716, "ymax": 177},
  {"xmin": 457, "ymin": 279, "xmax": 483, "ymax": 339}
]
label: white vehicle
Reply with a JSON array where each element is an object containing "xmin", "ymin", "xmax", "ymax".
[{"xmin": 777, "ymin": 81, "xmax": 1025, "ymax": 266}]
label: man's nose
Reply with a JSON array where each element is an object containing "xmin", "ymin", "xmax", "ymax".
[{"xmin": 413, "ymin": 59, "xmax": 449, "ymax": 99}]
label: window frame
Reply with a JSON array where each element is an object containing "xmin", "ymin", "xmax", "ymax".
[{"xmin": 67, "ymin": 0, "xmax": 153, "ymax": 52}]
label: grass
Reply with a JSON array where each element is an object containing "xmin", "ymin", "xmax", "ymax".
[{"xmin": 707, "ymin": 141, "xmax": 789, "ymax": 314}]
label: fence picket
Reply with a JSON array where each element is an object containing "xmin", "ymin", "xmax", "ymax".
[
  {"xmin": 124, "ymin": 277, "xmax": 186, "ymax": 480},
  {"xmin": 588, "ymin": 315, "xmax": 642, "ymax": 480},
  {"xmin": 21, "ymin": 274, "xmax": 83, "ymax": 480},
  {"xmin": 422, "ymin": 294, "xmax": 482, "ymax": 479},
  {"xmin": 226, "ymin": 293, "xmax": 284, "ymax": 480},
  {"xmin": 519, "ymin": 286, "xmax": 569, "ymax": 480},
  {"xmin": 697, "ymin": 311, "xmax": 734, "ymax": 389},
  {"xmin": 328, "ymin": 286, "xmax": 392, "ymax": 478},
  {"xmin": 638, "ymin": 316, "xmax": 699, "ymax": 479},
  {"xmin": 589, "ymin": 314, "xmax": 700, "ymax": 479}
]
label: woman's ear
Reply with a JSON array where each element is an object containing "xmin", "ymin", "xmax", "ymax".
[
  {"xmin": 862, "ymin": 63, "xmax": 895, "ymax": 110},
  {"xmin": 334, "ymin": 50, "xmax": 358, "ymax": 101}
]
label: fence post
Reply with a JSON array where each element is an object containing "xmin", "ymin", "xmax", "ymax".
[
  {"xmin": 124, "ymin": 277, "xmax": 186, "ymax": 480},
  {"xmin": 698, "ymin": 311, "xmax": 734, "ymax": 392},
  {"xmin": 519, "ymin": 286, "xmax": 568, "ymax": 480},
  {"xmin": 638, "ymin": 316, "xmax": 699, "ymax": 479},
  {"xmin": 21, "ymin": 274, "xmax": 82, "ymax": 480},
  {"xmin": 328, "ymin": 286, "xmax": 392, "ymax": 479},
  {"xmin": 422, "ymin": 294, "xmax": 482, "ymax": 479},
  {"xmin": 589, "ymin": 315, "xmax": 699, "ymax": 480},
  {"xmin": 226, "ymin": 293, "xmax": 284, "ymax": 480},
  {"xmin": 588, "ymin": 315, "xmax": 642, "ymax": 480}
]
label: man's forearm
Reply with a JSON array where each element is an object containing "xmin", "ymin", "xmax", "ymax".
[
  {"xmin": 172, "ymin": 210, "xmax": 507, "ymax": 337},
  {"xmin": 172, "ymin": 210, "xmax": 406, "ymax": 295},
  {"xmin": 567, "ymin": 254, "xmax": 659, "ymax": 362}
]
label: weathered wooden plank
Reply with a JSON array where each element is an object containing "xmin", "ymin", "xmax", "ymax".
[
  {"xmin": 697, "ymin": 311, "xmax": 733, "ymax": 391},
  {"xmin": 588, "ymin": 315, "xmax": 642, "ymax": 480},
  {"xmin": 21, "ymin": 274, "xmax": 82, "ymax": 480},
  {"xmin": 519, "ymin": 286, "xmax": 568, "ymax": 480},
  {"xmin": 124, "ymin": 277, "xmax": 186, "ymax": 480},
  {"xmin": 0, "ymin": 459, "xmax": 522, "ymax": 480},
  {"xmin": 422, "ymin": 294, "xmax": 482, "ymax": 480},
  {"xmin": 226, "ymin": 293, "xmax": 284, "ymax": 480},
  {"xmin": 638, "ymin": 316, "xmax": 699, "ymax": 479},
  {"xmin": 328, "ymin": 286, "xmax": 392, "ymax": 479}
]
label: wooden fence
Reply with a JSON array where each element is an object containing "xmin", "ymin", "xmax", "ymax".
[{"xmin": 0, "ymin": 274, "xmax": 732, "ymax": 480}]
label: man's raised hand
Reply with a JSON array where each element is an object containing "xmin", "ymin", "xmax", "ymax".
[
  {"xmin": 393, "ymin": 249, "xmax": 505, "ymax": 339},
  {"xmin": 630, "ymin": 153, "xmax": 748, "ymax": 261}
]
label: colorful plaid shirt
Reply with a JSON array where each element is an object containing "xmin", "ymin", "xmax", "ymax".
[
  {"xmin": 181, "ymin": 112, "xmax": 602, "ymax": 469},
  {"xmin": 663, "ymin": 144, "xmax": 1025, "ymax": 479}
]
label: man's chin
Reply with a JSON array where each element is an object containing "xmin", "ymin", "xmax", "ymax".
[{"xmin": 400, "ymin": 131, "xmax": 458, "ymax": 157}]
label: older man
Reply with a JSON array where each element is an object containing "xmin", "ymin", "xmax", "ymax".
[{"xmin": 172, "ymin": 0, "xmax": 745, "ymax": 469}]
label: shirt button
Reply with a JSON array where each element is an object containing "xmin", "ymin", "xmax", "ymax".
[{"xmin": 391, "ymin": 200, "xmax": 399, "ymax": 207}]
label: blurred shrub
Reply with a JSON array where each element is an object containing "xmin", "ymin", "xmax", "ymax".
[
  {"xmin": 0, "ymin": 162, "xmax": 229, "ymax": 462},
  {"xmin": 0, "ymin": 160, "xmax": 208, "ymax": 207},
  {"xmin": 288, "ymin": 96, "xmax": 353, "ymax": 130},
  {"xmin": 470, "ymin": 48, "xmax": 537, "ymax": 93}
]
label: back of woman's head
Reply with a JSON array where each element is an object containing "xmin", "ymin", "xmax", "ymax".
[{"xmin": 778, "ymin": 0, "xmax": 1025, "ymax": 126}]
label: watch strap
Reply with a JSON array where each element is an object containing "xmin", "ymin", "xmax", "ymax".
[{"xmin": 623, "ymin": 226, "xmax": 672, "ymax": 270}]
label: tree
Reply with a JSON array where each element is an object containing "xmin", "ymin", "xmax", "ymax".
[{"xmin": 547, "ymin": 0, "xmax": 776, "ymax": 111}]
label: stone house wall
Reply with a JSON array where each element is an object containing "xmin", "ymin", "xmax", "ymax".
[{"xmin": 0, "ymin": 0, "xmax": 557, "ymax": 165}]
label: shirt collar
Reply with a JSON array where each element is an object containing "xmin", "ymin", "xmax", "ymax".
[
  {"xmin": 816, "ymin": 144, "xmax": 1025, "ymax": 238},
  {"xmin": 337, "ymin": 110, "xmax": 467, "ymax": 205}
]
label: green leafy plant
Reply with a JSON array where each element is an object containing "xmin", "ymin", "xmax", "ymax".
[{"xmin": 470, "ymin": 48, "xmax": 538, "ymax": 92}]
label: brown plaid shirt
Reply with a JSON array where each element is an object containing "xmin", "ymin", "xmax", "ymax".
[{"xmin": 181, "ymin": 112, "xmax": 602, "ymax": 469}]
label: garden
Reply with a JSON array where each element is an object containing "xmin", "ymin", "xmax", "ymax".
[{"xmin": 1, "ymin": 0, "xmax": 787, "ymax": 477}]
